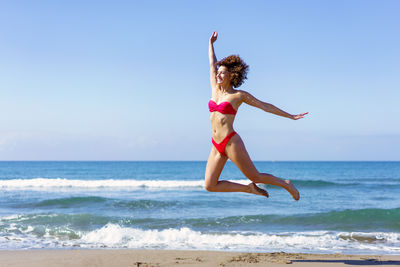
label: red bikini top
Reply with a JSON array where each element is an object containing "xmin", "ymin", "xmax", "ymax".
[{"xmin": 208, "ymin": 100, "xmax": 237, "ymax": 115}]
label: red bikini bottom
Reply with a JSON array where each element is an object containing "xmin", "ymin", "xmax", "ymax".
[{"xmin": 212, "ymin": 131, "xmax": 237, "ymax": 156}]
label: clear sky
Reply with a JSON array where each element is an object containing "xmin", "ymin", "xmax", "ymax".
[{"xmin": 1, "ymin": 0, "xmax": 399, "ymax": 161}]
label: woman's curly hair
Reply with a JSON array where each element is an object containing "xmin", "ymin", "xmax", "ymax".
[{"xmin": 216, "ymin": 55, "xmax": 249, "ymax": 88}]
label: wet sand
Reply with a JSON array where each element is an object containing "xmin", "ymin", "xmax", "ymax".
[{"xmin": 0, "ymin": 250, "xmax": 400, "ymax": 267}]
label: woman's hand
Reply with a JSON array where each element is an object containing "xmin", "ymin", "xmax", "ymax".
[
  {"xmin": 291, "ymin": 112, "xmax": 309, "ymax": 120},
  {"xmin": 210, "ymin": 31, "xmax": 218, "ymax": 44}
]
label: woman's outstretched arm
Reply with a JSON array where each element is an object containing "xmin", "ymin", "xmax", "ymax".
[
  {"xmin": 241, "ymin": 91, "xmax": 308, "ymax": 120},
  {"xmin": 209, "ymin": 31, "xmax": 218, "ymax": 88}
]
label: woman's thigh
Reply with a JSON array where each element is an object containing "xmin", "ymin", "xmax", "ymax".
[
  {"xmin": 205, "ymin": 146, "xmax": 228, "ymax": 188},
  {"xmin": 225, "ymin": 134, "xmax": 261, "ymax": 181}
]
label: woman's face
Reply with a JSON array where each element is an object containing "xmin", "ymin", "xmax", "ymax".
[{"xmin": 216, "ymin": 66, "xmax": 231, "ymax": 86}]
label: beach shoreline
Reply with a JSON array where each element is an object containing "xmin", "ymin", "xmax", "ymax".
[{"xmin": 1, "ymin": 249, "xmax": 400, "ymax": 267}]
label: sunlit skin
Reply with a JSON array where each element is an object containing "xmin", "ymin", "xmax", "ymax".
[{"xmin": 205, "ymin": 31, "xmax": 308, "ymax": 200}]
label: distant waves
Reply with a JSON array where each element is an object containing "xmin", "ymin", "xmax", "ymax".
[{"xmin": 2, "ymin": 178, "xmax": 399, "ymax": 190}]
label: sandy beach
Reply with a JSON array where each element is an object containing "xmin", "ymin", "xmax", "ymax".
[{"xmin": 0, "ymin": 250, "xmax": 399, "ymax": 267}]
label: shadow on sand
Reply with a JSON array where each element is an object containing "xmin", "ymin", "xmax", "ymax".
[{"xmin": 292, "ymin": 259, "xmax": 400, "ymax": 266}]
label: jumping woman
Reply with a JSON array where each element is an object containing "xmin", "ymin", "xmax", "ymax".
[{"xmin": 205, "ymin": 31, "xmax": 308, "ymax": 200}]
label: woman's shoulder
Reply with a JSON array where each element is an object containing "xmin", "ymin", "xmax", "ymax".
[
  {"xmin": 229, "ymin": 90, "xmax": 249, "ymax": 107},
  {"xmin": 235, "ymin": 89, "xmax": 251, "ymax": 99}
]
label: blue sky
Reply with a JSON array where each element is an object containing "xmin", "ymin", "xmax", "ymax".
[{"xmin": 1, "ymin": 0, "xmax": 399, "ymax": 160}]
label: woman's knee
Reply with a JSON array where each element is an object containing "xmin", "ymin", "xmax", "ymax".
[
  {"xmin": 204, "ymin": 181, "xmax": 217, "ymax": 192},
  {"xmin": 204, "ymin": 176, "xmax": 217, "ymax": 192}
]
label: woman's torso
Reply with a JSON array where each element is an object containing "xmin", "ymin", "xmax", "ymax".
[{"xmin": 209, "ymin": 91, "xmax": 242, "ymax": 142}]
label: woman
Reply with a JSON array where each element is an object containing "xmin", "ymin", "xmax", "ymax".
[{"xmin": 205, "ymin": 31, "xmax": 308, "ymax": 200}]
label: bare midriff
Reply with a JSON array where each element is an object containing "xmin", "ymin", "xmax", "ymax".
[{"xmin": 210, "ymin": 112, "xmax": 236, "ymax": 143}]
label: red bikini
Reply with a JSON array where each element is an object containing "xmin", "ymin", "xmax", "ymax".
[
  {"xmin": 208, "ymin": 100, "xmax": 237, "ymax": 115},
  {"xmin": 208, "ymin": 100, "xmax": 237, "ymax": 156}
]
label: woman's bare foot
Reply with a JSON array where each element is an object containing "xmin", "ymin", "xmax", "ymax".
[
  {"xmin": 285, "ymin": 180, "xmax": 300, "ymax": 201},
  {"xmin": 248, "ymin": 183, "xmax": 269, "ymax": 198}
]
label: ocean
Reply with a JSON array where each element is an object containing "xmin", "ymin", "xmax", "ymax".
[{"xmin": 0, "ymin": 161, "xmax": 399, "ymax": 254}]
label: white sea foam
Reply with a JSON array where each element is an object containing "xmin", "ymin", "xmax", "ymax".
[
  {"xmin": 0, "ymin": 178, "xmax": 250, "ymax": 190},
  {"xmin": 1, "ymin": 223, "xmax": 400, "ymax": 253},
  {"xmin": 77, "ymin": 224, "xmax": 400, "ymax": 254}
]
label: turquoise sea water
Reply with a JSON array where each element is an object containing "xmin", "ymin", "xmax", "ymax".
[{"xmin": 0, "ymin": 161, "xmax": 399, "ymax": 254}]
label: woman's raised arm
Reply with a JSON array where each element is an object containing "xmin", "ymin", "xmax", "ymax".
[
  {"xmin": 241, "ymin": 91, "xmax": 308, "ymax": 120},
  {"xmin": 209, "ymin": 31, "xmax": 218, "ymax": 88}
]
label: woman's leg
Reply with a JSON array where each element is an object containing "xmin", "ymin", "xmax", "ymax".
[
  {"xmin": 204, "ymin": 146, "xmax": 268, "ymax": 197},
  {"xmin": 226, "ymin": 134, "xmax": 300, "ymax": 201}
]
